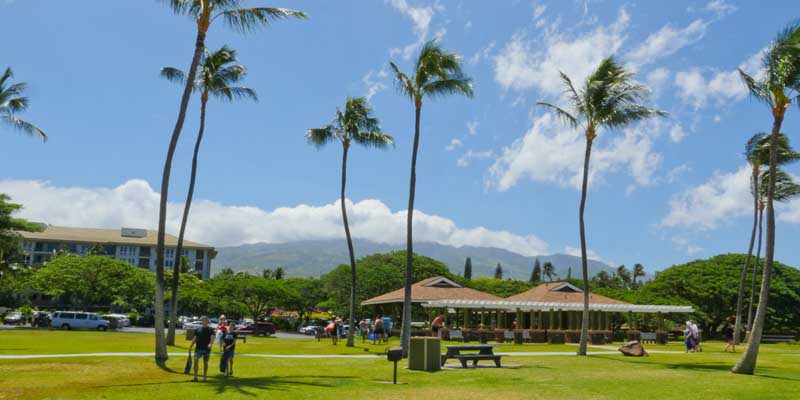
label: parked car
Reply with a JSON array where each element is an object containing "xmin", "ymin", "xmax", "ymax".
[
  {"xmin": 105, "ymin": 314, "xmax": 131, "ymax": 327},
  {"xmin": 3, "ymin": 311, "xmax": 24, "ymax": 325},
  {"xmin": 51, "ymin": 311, "xmax": 110, "ymax": 331},
  {"xmin": 32, "ymin": 312, "xmax": 52, "ymax": 328},
  {"xmin": 299, "ymin": 325, "xmax": 320, "ymax": 335},
  {"xmin": 237, "ymin": 321, "xmax": 276, "ymax": 337}
]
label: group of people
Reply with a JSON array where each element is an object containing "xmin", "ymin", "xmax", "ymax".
[
  {"xmin": 357, "ymin": 315, "xmax": 391, "ymax": 344},
  {"xmin": 683, "ymin": 320, "xmax": 703, "ymax": 353},
  {"xmin": 188, "ymin": 315, "xmax": 238, "ymax": 382}
]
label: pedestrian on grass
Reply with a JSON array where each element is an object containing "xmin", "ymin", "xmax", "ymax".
[
  {"xmin": 216, "ymin": 315, "xmax": 228, "ymax": 352},
  {"xmin": 684, "ymin": 321, "xmax": 694, "ymax": 353},
  {"xmin": 190, "ymin": 316, "xmax": 214, "ymax": 382},
  {"xmin": 723, "ymin": 319, "xmax": 736, "ymax": 353},
  {"xmin": 372, "ymin": 314, "xmax": 385, "ymax": 345},
  {"xmin": 690, "ymin": 321, "xmax": 702, "ymax": 352},
  {"xmin": 431, "ymin": 315, "xmax": 445, "ymax": 338},
  {"xmin": 222, "ymin": 320, "xmax": 237, "ymax": 376}
]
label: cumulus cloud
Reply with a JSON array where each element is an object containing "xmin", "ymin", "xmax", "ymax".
[
  {"xmin": 493, "ymin": 8, "xmax": 630, "ymax": 96},
  {"xmin": 487, "ymin": 113, "xmax": 663, "ymax": 191},
  {"xmin": 674, "ymin": 49, "xmax": 764, "ymax": 109},
  {"xmin": 626, "ymin": 19, "xmax": 708, "ymax": 67},
  {"xmin": 661, "ymin": 165, "xmax": 752, "ymax": 229},
  {"xmin": 0, "ymin": 179, "xmax": 550, "ymax": 256}
]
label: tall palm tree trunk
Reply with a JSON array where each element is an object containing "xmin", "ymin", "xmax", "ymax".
[
  {"xmin": 167, "ymin": 97, "xmax": 207, "ymax": 346},
  {"xmin": 402, "ymin": 104, "xmax": 422, "ymax": 357},
  {"xmin": 577, "ymin": 134, "xmax": 593, "ymax": 356},
  {"xmin": 341, "ymin": 143, "xmax": 358, "ymax": 348},
  {"xmin": 734, "ymin": 172, "xmax": 759, "ymax": 345},
  {"xmin": 155, "ymin": 29, "xmax": 206, "ymax": 363},
  {"xmin": 746, "ymin": 206, "xmax": 764, "ymax": 335},
  {"xmin": 733, "ymin": 113, "xmax": 783, "ymax": 374}
]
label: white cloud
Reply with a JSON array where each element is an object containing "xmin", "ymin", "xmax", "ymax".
[
  {"xmin": 626, "ymin": 19, "xmax": 708, "ymax": 67},
  {"xmin": 469, "ymin": 41, "xmax": 495, "ymax": 65},
  {"xmin": 532, "ymin": 3, "xmax": 546, "ymax": 19},
  {"xmin": 705, "ymin": 0, "xmax": 737, "ymax": 17},
  {"xmin": 666, "ymin": 163, "xmax": 692, "ymax": 184},
  {"xmin": 387, "ymin": 0, "xmax": 442, "ymax": 60},
  {"xmin": 466, "ymin": 120, "xmax": 479, "ymax": 136},
  {"xmin": 661, "ymin": 165, "xmax": 752, "ymax": 229},
  {"xmin": 456, "ymin": 150, "xmax": 494, "ymax": 167},
  {"xmin": 562, "ymin": 246, "xmax": 607, "ymax": 264},
  {"xmin": 646, "ymin": 67, "xmax": 670, "ymax": 98},
  {"xmin": 362, "ymin": 69, "xmax": 388, "ymax": 101},
  {"xmin": 669, "ymin": 123, "xmax": 686, "ymax": 143},
  {"xmin": 0, "ymin": 179, "xmax": 550, "ymax": 257},
  {"xmin": 487, "ymin": 113, "xmax": 663, "ymax": 191},
  {"xmin": 672, "ymin": 236, "xmax": 704, "ymax": 255},
  {"xmin": 445, "ymin": 138, "xmax": 463, "ymax": 151},
  {"xmin": 493, "ymin": 8, "xmax": 630, "ymax": 96},
  {"xmin": 674, "ymin": 48, "xmax": 765, "ymax": 109}
]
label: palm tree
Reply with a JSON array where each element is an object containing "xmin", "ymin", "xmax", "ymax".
[
  {"xmin": 155, "ymin": 0, "xmax": 305, "ymax": 363},
  {"xmin": 734, "ymin": 132, "xmax": 799, "ymax": 344},
  {"xmin": 160, "ymin": 46, "xmax": 258, "ymax": 345},
  {"xmin": 615, "ymin": 265, "xmax": 631, "ymax": 289},
  {"xmin": 389, "ymin": 38, "xmax": 472, "ymax": 355},
  {"xmin": 733, "ymin": 23, "xmax": 800, "ymax": 375},
  {"xmin": 538, "ymin": 57, "xmax": 665, "ymax": 356},
  {"xmin": 747, "ymin": 168, "xmax": 800, "ymax": 336},
  {"xmin": 542, "ymin": 261, "xmax": 557, "ymax": 282},
  {"xmin": 1, "ymin": 67, "xmax": 46, "ymax": 141},
  {"xmin": 632, "ymin": 263, "xmax": 645, "ymax": 288},
  {"xmin": 307, "ymin": 96, "xmax": 393, "ymax": 347}
]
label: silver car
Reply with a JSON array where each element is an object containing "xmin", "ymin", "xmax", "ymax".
[{"xmin": 51, "ymin": 311, "xmax": 110, "ymax": 331}]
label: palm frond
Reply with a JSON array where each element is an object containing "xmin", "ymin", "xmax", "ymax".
[
  {"xmin": 604, "ymin": 105, "xmax": 667, "ymax": 130},
  {"xmin": 760, "ymin": 168, "xmax": 800, "ymax": 202},
  {"xmin": 389, "ymin": 61, "xmax": 416, "ymax": 100},
  {"xmin": 2, "ymin": 115, "xmax": 46, "ymax": 141},
  {"xmin": 0, "ymin": 97, "xmax": 28, "ymax": 114},
  {"xmin": 306, "ymin": 126, "xmax": 337, "ymax": 148},
  {"xmin": 0, "ymin": 67, "xmax": 12, "ymax": 87},
  {"xmin": 559, "ymin": 72, "xmax": 584, "ymax": 112},
  {"xmin": 212, "ymin": 86, "xmax": 258, "ymax": 102},
  {"xmin": 422, "ymin": 77, "xmax": 473, "ymax": 99},
  {"xmin": 218, "ymin": 7, "xmax": 306, "ymax": 34},
  {"xmin": 160, "ymin": 67, "xmax": 187, "ymax": 84},
  {"xmin": 536, "ymin": 102, "xmax": 579, "ymax": 129},
  {"xmin": 353, "ymin": 131, "xmax": 394, "ymax": 148},
  {"xmin": 738, "ymin": 69, "xmax": 772, "ymax": 106}
]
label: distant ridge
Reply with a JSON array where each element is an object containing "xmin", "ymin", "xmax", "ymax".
[{"xmin": 214, "ymin": 239, "xmax": 614, "ymax": 279}]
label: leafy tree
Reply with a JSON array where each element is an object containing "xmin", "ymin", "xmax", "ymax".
[
  {"xmin": 283, "ymin": 277, "xmax": 325, "ymax": 323},
  {"xmin": 161, "ymin": 45, "xmax": 258, "ymax": 345},
  {"xmin": 538, "ymin": 57, "xmax": 665, "ymax": 355},
  {"xmin": 734, "ymin": 23, "xmax": 800, "ymax": 375},
  {"xmin": 307, "ymin": 96, "xmax": 392, "ymax": 347},
  {"xmin": 389, "ymin": 38, "xmax": 473, "ymax": 355},
  {"xmin": 467, "ymin": 277, "xmax": 533, "ymax": 298},
  {"xmin": 615, "ymin": 265, "xmax": 631, "ymax": 289},
  {"xmin": 592, "ymin": 270, "xmax": 614, "ymax": 288},
  {"xmin": 542, "ymin": 261, "xmax": 557, "ymax": 282},
  {"xmin": 463, "ymin": 256, "xmax": 472, "ymax": 280},
  {"xmin": 735, "ymin": 133, "xmax": 799, "ymax": 343},
  {"xmin": 530, "ymin": 258, "xmax": 541, "ymax": 282},
  {"xmin": 0, "ymin": 264, "xmax": 34, "ymax": 308},
  {"xmin": 218, "ymin": 267, "xmax": 235, "ymax": 275},
  {"xmin": 32, "ymin": 255, "xmax": 154, "ymax": 312},
  {"xmin": 0, "ymin": 67, "xmax": 46, "ymax": 141},
  {"xmin": 154, "ymin": 0, "xmax": 306, "ymax": 362},
  {"xmin": 494, "ymin": 263, "xmax": 503, "ymax": 279},
  {"xmin": 0, "ymin": 194, "xmax": 42, "ymax": 274},
  {"xmin": 567, "ymin": 267, "xmax": 573, "ymax": 280}
]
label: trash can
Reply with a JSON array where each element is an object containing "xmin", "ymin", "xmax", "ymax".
[
  {"xmin": 185, "ymin": 328, "xmax": 196, "ymax": 341},
  {"xmin": 408, "ymin": 336, "xmax": 441, "ymax": 371}
]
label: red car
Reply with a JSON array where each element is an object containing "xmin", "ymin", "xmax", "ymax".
[{"xmin": 237, "ymin": 321, "xmax": 276, "ymax": 337}]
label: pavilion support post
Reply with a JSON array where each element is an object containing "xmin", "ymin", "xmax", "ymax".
[
  {"xmin": 537, "ymin": 310, "xmax": 543, "ymax": 330},
  {"xmin": 558, "ymin": 310, "xmax": 564, "ymax": 330},
  {"xmin": 529, "ymin": 310, "xmax": 535, "ymax": 329},
  {"xmin": 463, "ymin": 308, "xmax": 470, "ymax": 329},
  {"xmin": 548, "ymin": 309, "xmax": 554, "ymax": 330},
  {"xmin": 480, "ymin": 309, "xmax": 487, "ymax": 329},
  {"xmin": 516, "ymin": 309, "xmax": 522, "ymax": 330}
]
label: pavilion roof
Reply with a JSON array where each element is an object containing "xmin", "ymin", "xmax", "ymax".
[
  {"xmin": 360, "ymin": 276, "xmax": 503, "ymax": 305},
  {"xmin": 505, "ymin": 281, "xmax": 628, "ymax": 305}
]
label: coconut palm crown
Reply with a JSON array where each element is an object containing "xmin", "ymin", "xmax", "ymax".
[
  {"xmin": 0, "ymin": 67, "xmax": 46, "ymax": 141},
  {"xmin": 307, "ymin": 97, "xmax": 393, "ymax": 150}
]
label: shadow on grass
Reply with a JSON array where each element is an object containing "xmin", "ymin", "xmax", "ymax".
[
  {"xmin": 590, "ymin": 355, "xmax": 800, "ymax": 382},
  {"xmin": 92, "ymin": 374, "xmax": 355, "ymax": 396}
]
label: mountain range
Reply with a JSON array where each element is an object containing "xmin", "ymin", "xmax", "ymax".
[{"xmin": 214, "ymin": 239, "xmax": 614, "ymax": 280}]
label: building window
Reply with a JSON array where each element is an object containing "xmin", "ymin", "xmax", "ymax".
[
  {"xmin": 77, "ymin": 244, "xmax": 89, "ymax": 256},
  {"xmin": 138, "ymin": 258, "xmax": 150, "ymax": 269},
  {"xmin": 140, "ymin": 247, "xmax": 151, "ymax": 258},
  {"xmin": 118, "ymin": 246, "xmax": 138, "ymax": 257},
  {"xmin": 195, "ymin": 249, "xmax": 204, "ymax": 260},
  {"xmin": 194, "ymin": 261, "xmax": 204, "ymax": 271},
  {"xmin": 22, "ymin": 241, "xmax": 34, "ymax": 253}
]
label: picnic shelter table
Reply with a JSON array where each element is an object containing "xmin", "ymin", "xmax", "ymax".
[{"xmin": 441, "ymin": 344, "xmax": 502, "ymax": 368}]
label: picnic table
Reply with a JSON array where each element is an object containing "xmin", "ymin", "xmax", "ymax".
[{"xmin": 440, "ymin": 344, "xmax": 502, "ymax": 368}]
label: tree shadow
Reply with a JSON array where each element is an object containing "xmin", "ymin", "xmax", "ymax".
[
  {"xmin": 92, "ymin": 374, "xmax": 355, "ymax": 396},
  {"xmin": 590, "ymin": 355, "xmax": 800, "ymax": 381}
]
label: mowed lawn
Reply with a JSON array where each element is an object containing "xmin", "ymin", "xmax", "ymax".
[{"xmin": 1, "ymin": 330, "xmax": 799, "ymax": 400}]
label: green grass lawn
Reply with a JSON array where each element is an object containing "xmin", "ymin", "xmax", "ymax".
[{"xmin": 1, "ymin": 330, "xmax": 798, "ymax": 399}]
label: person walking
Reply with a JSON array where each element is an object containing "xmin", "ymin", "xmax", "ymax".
[
  {"xmin": 189, "ymin": 316, "xmax": 214, "ymax": 382},
  {"xmin": 372, "ymin": 315, "xmax": 385, "ymax": 345},
  {"xmin": 222, "ymin": 320, "xmax": 238, "ymax": 376},
  {"xmin": 431, "ymin": 315, "xmax": 445, "ymax": 338},
  {"xmin": 216, "ymin": 315, "xmax": 228, "ymax": 352},
  {"xmin": 359, "ymin": 319, "xmax": 369, "ymax": 343},
  {"xmin": 326, "ymin": 319, "xmax": 337, "ymax": 345},
  {"xmin": 723, "ymin": 319, "xmax": 736, "ymax": 353},
  {"xmin": 684, "ymin": 321, "xmax": 694, "ymax": 353},
  {"xmin": 690, "ymin": 321, "xmax": 702, "ymax": 352}
]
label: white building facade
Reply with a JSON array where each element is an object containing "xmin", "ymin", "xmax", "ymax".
[{"xmin": 19, "ymin": 226, "xmax": 216, "ymax": 279}]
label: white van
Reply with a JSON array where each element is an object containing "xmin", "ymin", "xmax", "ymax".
[{"xmin": 50, "ymin": 311, "xmax": 110, "ymax": 331}]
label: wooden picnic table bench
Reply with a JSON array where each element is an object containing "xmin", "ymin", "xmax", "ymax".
[{"xmin": 441, "ymin": 344, "xmax": 502, "ymax": 368}]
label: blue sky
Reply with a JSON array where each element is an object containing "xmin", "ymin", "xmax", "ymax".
[{"xmin": 1, "ymin": 0, "xmax": 799, "ymax": 273}]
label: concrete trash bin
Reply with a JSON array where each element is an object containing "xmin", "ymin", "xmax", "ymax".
[
  {"xmin": 408, "ymin": 337, "xmax": 441, "ymax": 371},
  {"xmin": 185, "ymin": 328, "xmax": 196, "ymax": 341}
]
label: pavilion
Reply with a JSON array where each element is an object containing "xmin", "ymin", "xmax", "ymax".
[{"xmin": 361, "ymin": 277, "xmax": 693, "ymax": 342}]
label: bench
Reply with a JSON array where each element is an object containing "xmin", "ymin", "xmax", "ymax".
[
  {"xmin": 761, "ymin": 334, "xmax": 796, "ymax": 343},
  {"xmin": 521, "ymin": 330, "xmax": 531, "ymax": 343},
  {"xmin": 452, "ymin": 353, "xmax": 502, "ymax": 368},
  {"xmin": 503, "ymin": 330, "xmax": 515, "ymax": 343},
  {"xmin": 640, "ymin": 332, "xmax": 657, "ymax": 344},
  {"xmin": 449, "ymin": 329, "xmax": 464, "ymax": 342}
]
